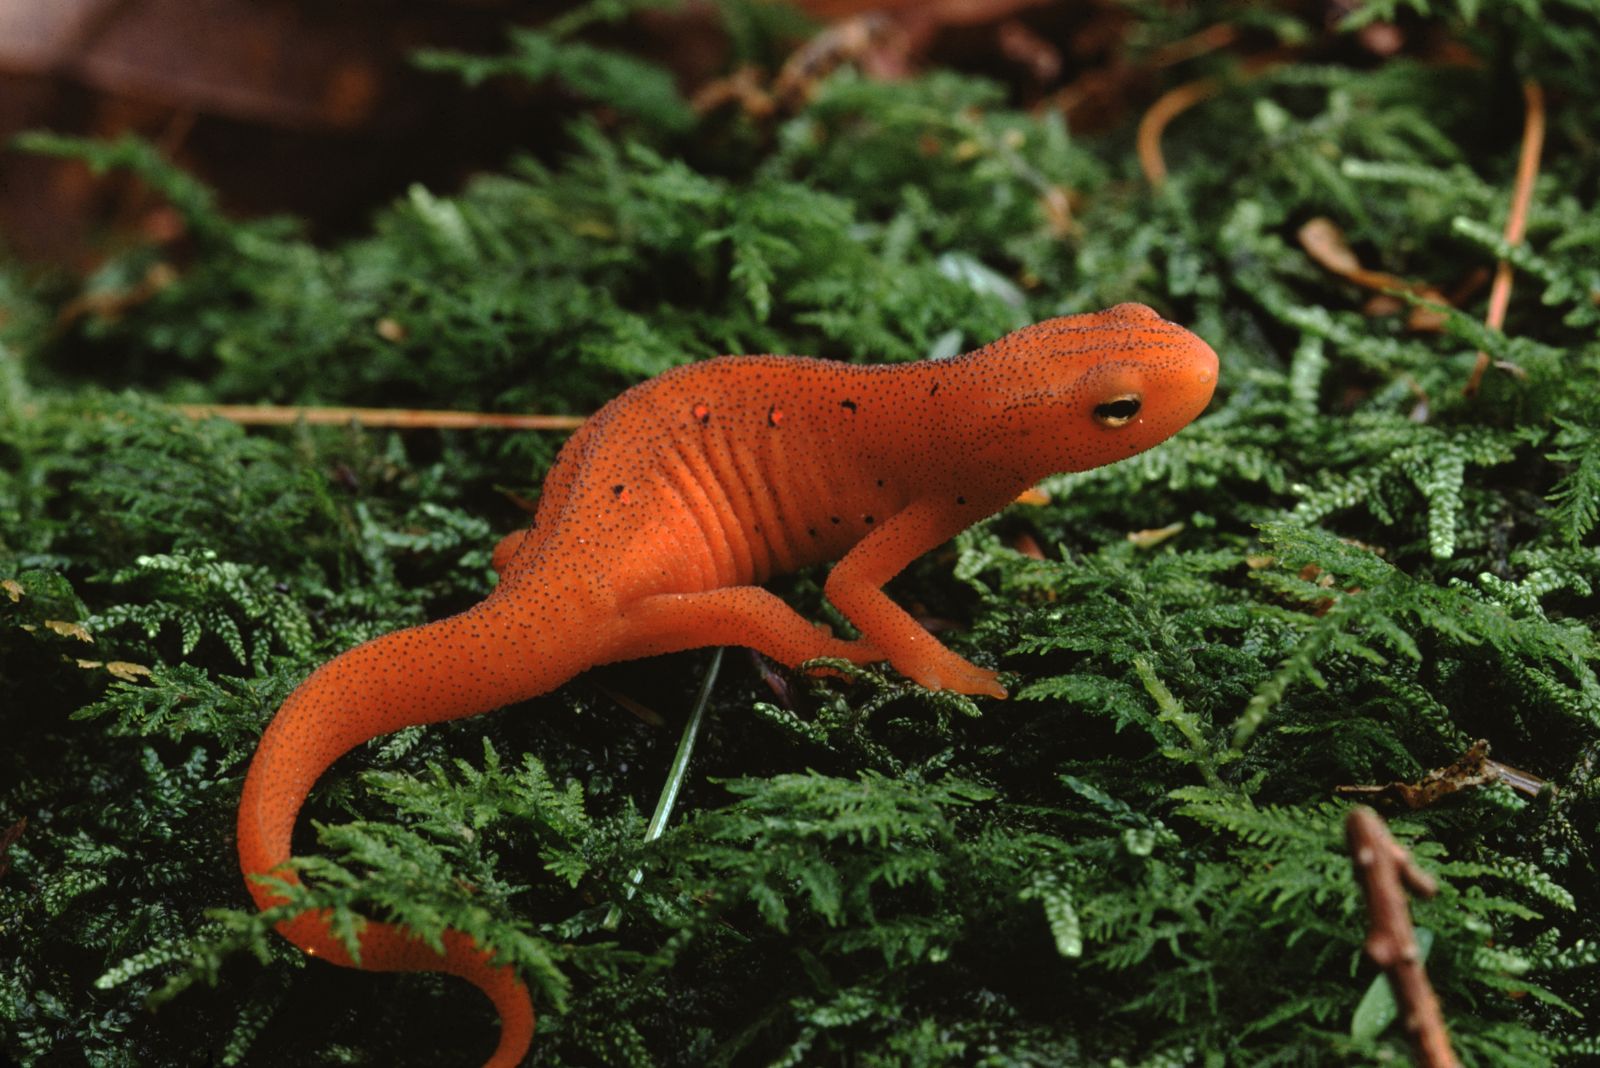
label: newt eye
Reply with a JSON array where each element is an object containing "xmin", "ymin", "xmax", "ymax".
[{"xmin": 1093, "ymin": 394, "xmax": 1142, "ymax": 428}]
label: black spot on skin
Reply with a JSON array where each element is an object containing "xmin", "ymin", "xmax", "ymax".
[
  {"xmin": 957, "ymin": 496, "xmax": 966, "ymax": 505},
  {"xmin": 840, "ymin": 399, "xmax": 857, "ymax": 413},
  {"xmin": 611, "ymin": 484, "xmax": 625, "ymax": 496},
  {"xmin": 864, "ymin": 516, "xmax": 875, "ymax": 524},
  {"xmin": 930, "ymin": 383, "xmax": 940, "ymax": 396},
  {"xmin": 830, "ymin": 516, "xmax": 841, "ymax": 525},
  {"xmin": 876, "ymin": 479, "xmax": 884, "ymax": 487},
  {"xmin": 808, "ymin": 527, "xmax": 818, "ymax": 538}
]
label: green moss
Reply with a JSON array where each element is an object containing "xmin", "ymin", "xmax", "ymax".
[{"xmin": 3, "ymin": 1, "xmax": 1598, "ymax": 1064}]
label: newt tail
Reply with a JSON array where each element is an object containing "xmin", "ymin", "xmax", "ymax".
[{"xmin": 236, "ymin": 595, "xmax": 592, "ymax": 1067}]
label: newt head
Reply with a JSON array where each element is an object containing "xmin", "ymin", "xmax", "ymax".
[{"xmin": 968, "ymin": 302, "xmax": 1219, "ymax": 476}]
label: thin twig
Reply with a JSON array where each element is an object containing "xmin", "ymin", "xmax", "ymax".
[
  {"xmin": 1297, "ymin": 217, "xmax": 1452, "ymax": 332},
  {"xmin": 1137, "ymin": 53, "xmax": 1281, "ymax": 187},
  {"xmin": 1465, "ymin": 79, "xmax": 1545, "ymax": 397},
  {"xmin": 172, "ymin": 404, "xmax": 586, "ymax": 431},
  {"xmin": 1137, "ymin": 76, "xmax": 1219, "ymax": 187},
  {"xmin": 1151, "ymin": 23, "xmax": 1240, "ymax": 68},
  {"xmin": 1346, "ymin": 807, "xmax": 1458, "ymax": 1068},
  {"xmin": 1335, "ymin": 739, "xmax": 1544, "ymax": 810}
]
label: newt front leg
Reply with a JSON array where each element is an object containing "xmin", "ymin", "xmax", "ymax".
[{"xmin": 823, "ymin": 494, "xmax": 1010, "ymax": 698}]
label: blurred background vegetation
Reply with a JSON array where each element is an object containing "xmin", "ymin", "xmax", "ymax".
[{"xmin": 2, "ymin": 1, "xmax": 1598, "ymax": 1064}]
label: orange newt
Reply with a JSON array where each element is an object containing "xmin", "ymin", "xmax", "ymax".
[{"xmin": 237, "ymin": 302, "xmax": 1218, "ymax": 1066}]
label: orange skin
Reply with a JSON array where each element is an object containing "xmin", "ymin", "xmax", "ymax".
[{"xmin": 237, "ymin": 303, "xmax": 1218, "ymax": 1066}]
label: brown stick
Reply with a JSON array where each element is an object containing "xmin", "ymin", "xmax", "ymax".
[
  {"xmin": 1136, "ymin": 76, "xmax": 1219, "ymax": 187},
  {"xmin": 1332, "ymin": 738, "xmax": 1546, "ymax": 810},
  {"xmin": 1346, "ymin": 807, "xmax": 1459, "ymax": 1068},
  {"xmin": 172, "ymin": 404, "xmax": 587, "ymax": 431},
  {"xmin": 1137, "ymin": 53, "xmax": 1283, "ymax": 188},
  {"xmin": 1150, "ymin": 23, "xmax": 1240, "ymax": 68},
  {"xmin": 1297, "ymin": 217, "xmax": 1452, "ymax": 332},
  {"xmin": 1132, "ymin": 26, "xmax": 1242, "ymax": 186},
  {"xmin": 1464, "ymin": 79, "xmax": 1545, "ymax": 396}
]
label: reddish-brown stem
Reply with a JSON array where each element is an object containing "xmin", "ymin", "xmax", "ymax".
[
  {"xmin": 1151, "ymin": 23, "xmax": 1240, "ymax": 68},
  {"xmin": 173, "ymin": 404, "xmax": 587, "ymax": 431},
  {"xmin": 1465, "ymin": 79, "xmax": 1545, "ymax": 396},
  {"xmin": 1346, "ymin": 807, "xmax": 1458, "ymax": 1068},
  {"xmin": 1137, "ymin": 77, "xmax": 1219, "ymax": 187},
  {"xmin": 1137, "ymin": 54, "xmax": 1281, "ymax": 188}
]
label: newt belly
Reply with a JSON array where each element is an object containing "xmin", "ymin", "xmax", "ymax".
[{"xmin": 236, "ymin": 302, "xmax": 1218, "ymax": 1066}]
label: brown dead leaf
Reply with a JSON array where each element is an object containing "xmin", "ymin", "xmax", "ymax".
[
  {"xmin": 1297, "ymin": 217, "xmax": 1450, "ymax": 331},
  {"xmin": 1335, "ymin": 739, "xmax": 1530, "ymax": 810},
  {"xmin": 1010, "ymin": 532, "xmax": 1046, "ymax": 560},
  {"xmin": 46, "ymin": 619, "xmax": 92, "ymax": 642},
  {"xmin": 1013, "ymin": 487, "xmax": 1050, "ymax": 506},
  {"xmin": 106, "ymin": 661, "xmax": 153, "ymax": 682},
  {"xmin": 774, "ymin": 14, "xmax": 908, "ymax": 108},
  {"xmin": 1127, "ymin": 522, "xmax": 1185, "ymax": 549}
]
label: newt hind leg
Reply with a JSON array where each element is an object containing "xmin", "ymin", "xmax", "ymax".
[
  {"xmin": 619, "ymin": 586, "xmax": 882, "ymax": 671},
  {"xmin": 491, "ymin": 528, "xmax": 534, "ymax": 575}
]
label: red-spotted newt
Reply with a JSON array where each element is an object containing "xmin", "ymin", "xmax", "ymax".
[{"xmin": 237, "ymin": 302, "xmax": 1218, "ymax": 1066}]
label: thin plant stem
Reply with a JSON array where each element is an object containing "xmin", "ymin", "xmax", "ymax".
[
  {"xmin": 172, "ymin": 403, "xmax": 586, "ymax": 431},
  {"xmin": 1465, "ymin": 79, "xmax": 1545, "ymax": 396},
  {"xmin": 603, "ymin": 646, "xmax": 725, "ymax": 929}
]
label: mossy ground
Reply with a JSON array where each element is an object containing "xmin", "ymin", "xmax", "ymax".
[{"xmin": 2, "ymin": 2, "xmax": 1598, "ymax": 1065}]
